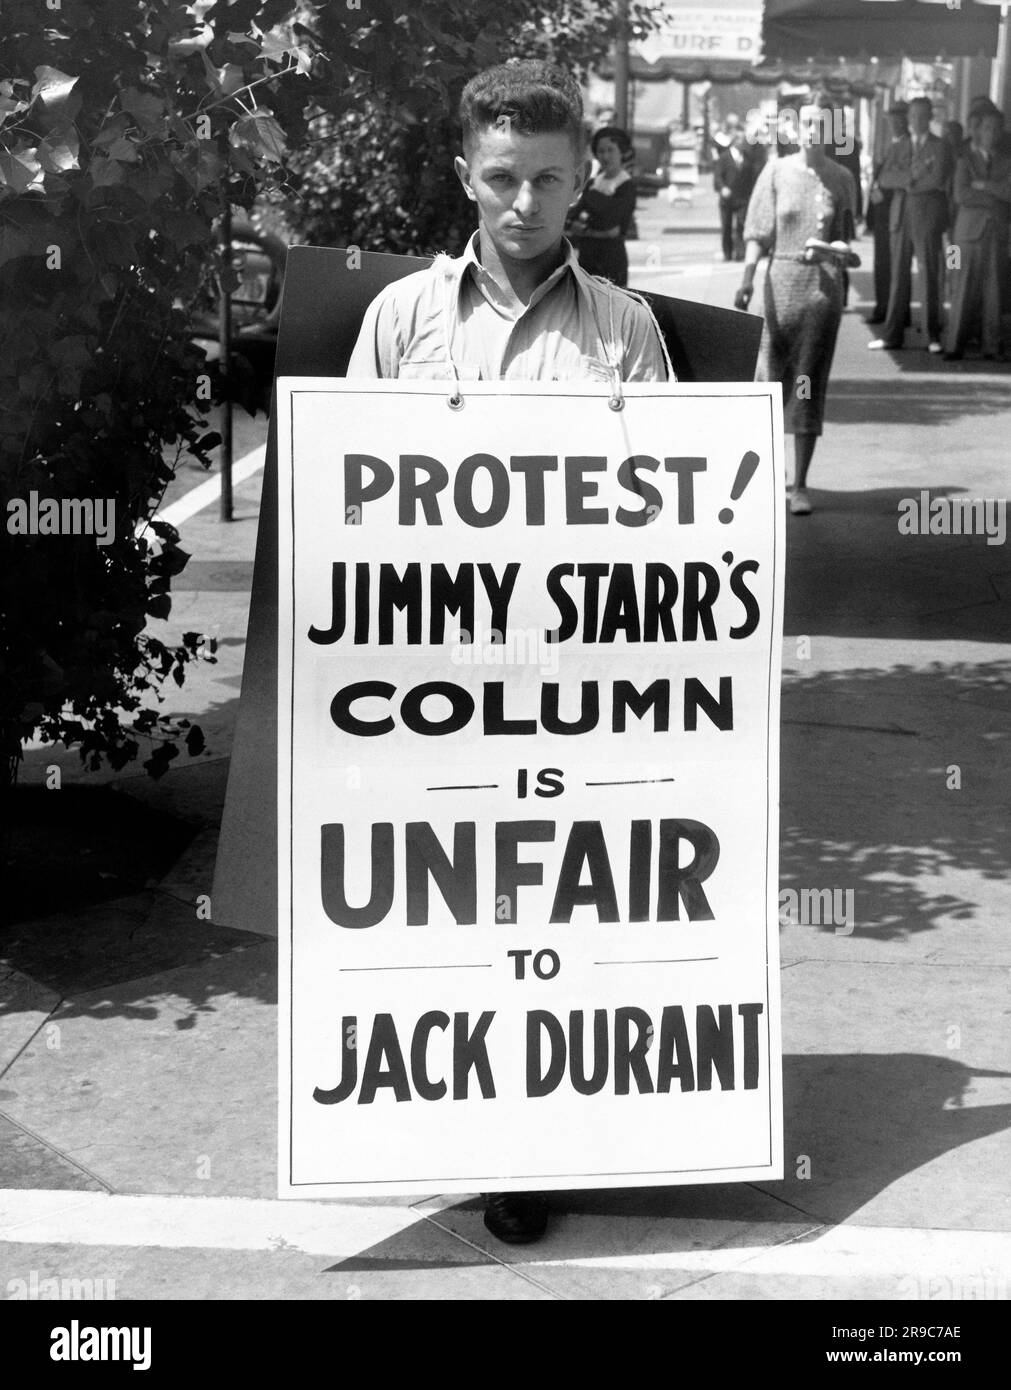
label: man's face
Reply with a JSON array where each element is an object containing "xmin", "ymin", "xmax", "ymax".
[
  {"xmin": 595, "ymin": 135, "xmax": 624, "ymax": 175},
  {"xmin": 888, "ymin": 111, "xmax": 908, "ymax": 139},
  {"xmin": 455, "ymin": 126, "xmax": 587, "ymax": 263},
  {"xmin": 979, "ymin": 114, "xmax": 1001, "ymax": 152},
  {"xmin": 909, "ymin": 102, "xmax": 931, "ymax": 136}
]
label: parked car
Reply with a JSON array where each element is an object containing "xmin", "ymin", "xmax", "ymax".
[
  {"xmin": 191, "ymin": 219, "xmax": 286, "ymax": 414},
  {"xmin": 629, "ymin": 130, "xmax": 670, "ymax": 194}
]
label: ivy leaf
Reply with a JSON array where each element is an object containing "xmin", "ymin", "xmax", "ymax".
[
  {"xmin": 146, "ymin": 592, "xmax": 172, "ymax": 619},
  {"xmin": 94, "ymin": 114, "xmax": 133, "ymax": 146},
  {"xmin": 104, "ymin": 134, "xmax": 140, "ymax": 163},
  {"xmin": 31, "ymin": 67, "xmax": 79, "ymax": 108},
  {"xmin": 90, "ymin": 153, "xmax": 126, "ymax": 187},
  {"xmin": 194, "ymin": 144, "xmax": 223, "ymax": 189},
  {"xmin": 48, "ymin": 336, "xmax": 94, "ymax": 396},
  {"xmin": 149, "ymin": 518, "xmax": 180, "ymax": 544},
  {"xmin": 0, "ymin": 145, "xmax": 42, "ymax": 193},
  {"xmin": 258, "ymin": 28, "xmax": 312, "ymax": 71},
  {"xmin": 151, "ymin": 545, "xmax": 191, "ymax": 578},
  {"xmin": 229, "ymin": 110, "xmax": 286, "ymax": 163},
  {"xmin": 0, "ymin": 94, "xmax": 30, "ymax": 125},
  {"xmin": 38, "ymin": 126, "xmax": 80, "ymax": 172},
  {"xmin": 198, "ymin": 49, "xmax": 247, "ymax": 97},
  {"xmin": 120, "ymin": 87, "xmax": 167, "ymax": 134},
  {"xmin": 185, "ymin": 724, "xmax": 206, "ymax": 756}
]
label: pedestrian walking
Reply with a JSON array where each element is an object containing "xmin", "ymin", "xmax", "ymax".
[
  {"xmin": 735, "ymin": 107, "xmax": 857, "ymax": 516},
  {"xmin": 713, "ymin": 131, "xmax": 757, "ymax": 261},
  {"xmin": 567, "ymin": 125, "xmax": 636, "ymax": 285},
  {"xmin": 944, "ymin": 110, "xmax": 1011, "ymax": 360},
  {"xmin": 866, "ymin": 102, "xmax": 909, "ymax": 325},
  {"xmin": 868, "ymin": 96, "xmax": 953, "ymax": 355},
  {"xmin": 348, "ymin": 62, "xmax": 672, "ymax": 1243}
]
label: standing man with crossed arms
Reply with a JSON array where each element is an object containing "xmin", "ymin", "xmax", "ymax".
[{"xmin": 869, "ymin": 96, "xmax": 953, "ymax": 355}]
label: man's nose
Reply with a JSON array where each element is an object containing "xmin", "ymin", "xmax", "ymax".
[{"xmin": 513, "ymin": 183, "xmax": 539, "ymax": 217}]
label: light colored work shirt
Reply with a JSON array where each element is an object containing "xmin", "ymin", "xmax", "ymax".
[{"xmin": 346, "ymin": 232, "xmax": 671, "ymax": 383}]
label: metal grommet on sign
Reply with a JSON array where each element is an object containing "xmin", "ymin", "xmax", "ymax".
[
  {"xmin": 447, "ymin": 391, "xmax": 464, "ymax": 411},
  {"xmin": 608, "ymin": 362, "xmax": 624, "ymax": 411}
]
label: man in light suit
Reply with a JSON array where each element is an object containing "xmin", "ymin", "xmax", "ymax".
[
  {"xmin": 869, "ymin": 96, "xmax": 954, "ymax": 353},
  {"xmin": 944, "ymin": 110, "xmax": 1011, "ymax": 359}
]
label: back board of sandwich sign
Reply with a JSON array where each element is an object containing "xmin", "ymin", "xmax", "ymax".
[{"xmin": 211, "ymin": 245, "xmax": 764, "ymax": 938}]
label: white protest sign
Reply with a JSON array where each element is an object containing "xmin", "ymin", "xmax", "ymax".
[{"xmin": 277, "ymin": 379, "xmax": 785, "ymax": 1198}]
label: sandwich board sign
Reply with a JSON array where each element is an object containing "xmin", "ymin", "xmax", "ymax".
[{"xmin": 277, "ymin": 377, "xmax": 784, "ymax": 1197}]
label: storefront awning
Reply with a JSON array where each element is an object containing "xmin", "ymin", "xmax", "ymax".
[
  {"xmin": 621, "ymin": 51, "xmax": 894, "ymax": 94},
  {"xmin": 762, "ymin": 0, "xmax": 1002, "ymax": 63}
]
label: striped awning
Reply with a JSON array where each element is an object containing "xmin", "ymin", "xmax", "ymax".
[{"xmin": 762, "ymin": 0, "xmax": 1003, "ymax": 62}]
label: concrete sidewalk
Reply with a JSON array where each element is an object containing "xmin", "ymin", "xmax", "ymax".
[{"xmin": 2, "ymin": 227, "xmax": 1010, "ymax": 1300}]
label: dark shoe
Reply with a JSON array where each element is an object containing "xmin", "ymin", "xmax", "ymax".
[
  {"xmin": 482, "ymin": 1192, "xmax": 548, "ymax": 1245},
  {"xmin": 865, "ymin": 314, "xmax": 886, "ymax": 325},
  {"xmin": 943, "ymin": 351, "xmax": 964, "ymax": 361}
]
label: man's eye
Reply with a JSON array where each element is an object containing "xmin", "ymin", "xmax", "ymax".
[
  {"xmin": 490, "ymin": 174, "xmax": 512, "ymax": 185},
  {"xmin": 538, "ymin": 175, "xmax": 559, "ymax": 185}
]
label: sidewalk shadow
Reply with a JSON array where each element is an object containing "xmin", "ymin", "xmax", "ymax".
[
  {"xmin": 827, "ymin": 379, "xmax": 1011, "ymax": 423},
  {"xmin": 780, "ymin": 657, "xmax": 1011, "ymax": 940},
  {"xmin": 328, "ymin": 1052, "xmax": 1011, "ymax": 1271},
  {"xmin": 844, "ymin": 271, "xmax": 1011, "ymax": 373},
  {"xmin": 783, "ymin": 486, "xmax": 1009, "ymax": 644},
  {"xmin": 556, "ymin": 1052, "xmax": 1011, "ymax": 1229}
]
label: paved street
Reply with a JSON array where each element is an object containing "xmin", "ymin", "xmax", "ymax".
[{"xmin": 3, "ymin": 187, "xmax": 1010, "ymax": 1300}]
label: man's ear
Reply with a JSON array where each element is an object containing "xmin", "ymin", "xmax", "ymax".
[{"xmin": 454, "ymin": 154, "xmax": 476, "ymax": 202}]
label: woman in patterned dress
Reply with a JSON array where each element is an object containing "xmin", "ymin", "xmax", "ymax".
[{"xmin": 734, "ymin": 107, "xmax": 857, "ymax": 515}]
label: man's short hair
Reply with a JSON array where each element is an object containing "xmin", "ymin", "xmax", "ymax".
[
  {"xmin": 909, "ymin": 96, "xmax": 932, "ymax": 115},
  {"xmin": 459, "ymin": 60, "xmax": 585, "ymax": 154}
]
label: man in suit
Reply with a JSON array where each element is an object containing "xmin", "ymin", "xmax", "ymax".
[
  {"xmin": 713, "ymin": 131, "xmax": 756, "ymax": 260},
  {"xmin": 866, "ymin": 102, "xmax": 909, "ymax": 324},
  {"xmin": 944, "ymin": 109, "xmax": 1011, "ymax": 359},
  {"xmin": 869, "ymin": 96, "xmax": 953, "ymax": 353}
]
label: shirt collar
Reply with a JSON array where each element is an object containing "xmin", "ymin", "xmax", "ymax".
[{"xmin": 457, "ymin": 231, "xmax": 578, "ymax": 315}]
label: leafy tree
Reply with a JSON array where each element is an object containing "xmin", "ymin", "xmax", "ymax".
[
  {"xmin": 285, "ymin": 1, "xmax": 657, "ymax": 255},
  {"xmin": 0, "ymin": 0, "xmax": 321, "ymax": 784},
  {"xmin": 0, "ymin": 0, "xmax": 655, "ymax": 786}
]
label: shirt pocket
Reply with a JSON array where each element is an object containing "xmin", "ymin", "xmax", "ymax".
[
  {"xmin": 547, "ymin": 354, "xmax": 615, "ymax": 383},
  {"xmin": 397, "ymin": 359, "xmax": 481, "ymax": 381}
]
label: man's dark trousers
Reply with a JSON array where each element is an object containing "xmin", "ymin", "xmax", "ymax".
[
  {"xmin": 882, "ymin": 189, "xmax": 948, "ymax": 344},
  {"xmin": 720, "ymin": 198, "xmax": 745, "ymax": 260},
  {"xmin": 870, "ymin": 192, "xmax": 893, "ymax": 317}
]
